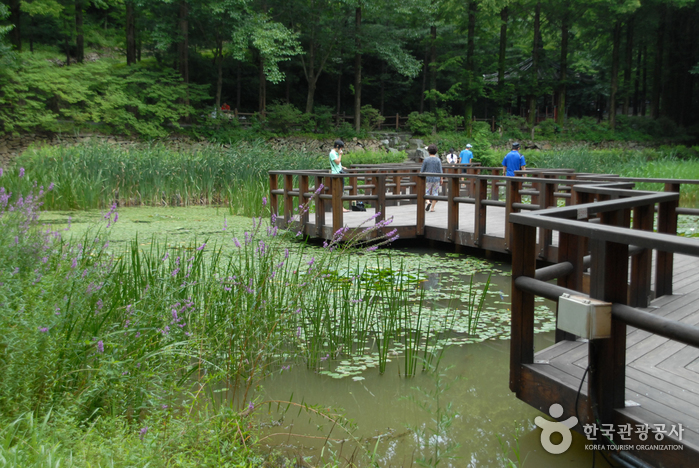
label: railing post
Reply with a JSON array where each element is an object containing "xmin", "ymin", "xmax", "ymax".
[
  {"xmin": 538, "ymin": 178, "xmax": 555, "ymax": 260},
  {"xmin": 629, "ymin": 204, "xmax": 653, "ymax": 307},
  {"xmin": 491, "ymin": 168, "xmax": 502, "ymax": 201},
  {"xmin": 447, "ymin": 176, "xmax": 459, "ymax": 241},
  {"xmin": 505, "ymin": 178, "xmax": 522, "ymax": 252},
  {"xmin": 299, "ymin": 175, "xmax": 309, "ymax": 235},
  {"xmin": 656, "ymin": 183, "xmax": 679, "ymax": 296},
  {"xmin": 332, "ymin": 175, "xmax": 344, "ymax": 234},
  {"xmin": 510, "ymin": 221, "xmax": 536, "ymax": 395},
  {"xmin": 376, "ymin": 175, "xmax": 386, "ymax": 226},
  {"xmin": 474, "ymin": 176, "xmax": 487, "ymax": 247},
  {"xmin": 588, "ymin": 211, "xmax": 628, "ymax": 424},
  {"xmin": 416, "ymin": 175, "xmax": 425, "ymax": 235},
  {"xmin": 315, "ymin": 176, "xmax": 325, "ymax": 237},
  {"xmin": 269, "ymin": 173, "xmax": 279, "ymax": 222},
  {"xmin": 556, "ymin": 232, "xmax": 584, "ymax": 342},
  {"xmin": 283, "ymin": 174, "xmax": 294, "ymax": 224}
]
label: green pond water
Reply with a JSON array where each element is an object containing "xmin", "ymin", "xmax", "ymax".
[{"xmin": 40, "ymin": 206, "xmax": 608, "ymax": 467}]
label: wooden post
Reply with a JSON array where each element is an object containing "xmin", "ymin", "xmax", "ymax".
[
  {"xmin": 299, "ymin": 175, "xmax": 309, "ymax": 235},
  {"xmin": 510, "ymin": 222, "xmax": 537, "ymax": 395},
  {"xmin": 556, "ymin": 232, "xmax": 585, "ymax": 342},
  {"xmin": 588, "ymin": 211, "xmax": 629, "ymax": 424},
  {"xmin": 376, "ymin": 175, "xmax": 386, "ymax": 226},
  {"xmin": 269, "ymin": 173, "xmax": 279, "ymax": 223},
  {"xmin": 396, "ymin": 113, "xmax": 399, "ymax": 130},
  {"xmin": 629, "ymin": 204, "xmax": 653, "ymax": 307},
  {"xmin": 538, "ymin": 179, "xmax": 555, "ymax": 259},
  {"xmin": 332, "ymin": 175, "xmax": 344, "ymax": 234},
  {"xmin": 283, "ymin": 174, "xmax": 294, "ymax": 224},
  {"xmin": 505, "ymin": 178, "xmax": 522, "ymax": 252},
  {"xmin": 656, "ymin": 183, "xmax": 679, "ymax": 297},
  {"xmin": 491, "ymin": 168, "xmax": 502, "ymax": 201},
  {"xmin": 315, "ymin": 175, "xmax": 325, "ymax": 237},
  {"xmin": 447, "ymin": 176, "xmax": 459, "ymax": 241},
  {"xmin": 474, "ymin": 177, "xmax": 487, "ymax": 247},
  {"xmin": 416, "ymin": 175, "xmax": 426, "ymax": 235}
]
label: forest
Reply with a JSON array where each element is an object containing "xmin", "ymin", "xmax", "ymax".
[{"xmin": 0, "ymin": 0, "xmax": 698, "ymax": 138}]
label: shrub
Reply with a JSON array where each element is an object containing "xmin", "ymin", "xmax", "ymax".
[
  {"xmin": 312, "ymin": 105, "xmax": 335, "ymax": 133},
  {"xmin": 360, "ymin": 104, "xmax": 385, "ymax": 131},
  {"xmin": 497, "ymin": 114, "xmax": 529, "ymax": 141},
  {"xmin": 266, "ymin": 102, "xmax": 311, "ymax": 134},
  {"xmin": 406, "ymin": 111, "xmax": 436, "ymax": 136},
  {"xmin": 534, "ymin": 119, "xmax": 561, "ymax": 138},
  {"xmin": 342, "ymin": 149, "xmax": 406, "ymax": 166}
]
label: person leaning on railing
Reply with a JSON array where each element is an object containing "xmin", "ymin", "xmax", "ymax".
[{"xmin": 502, "ymin": 142, "xmax": 526, "ymax": 176}]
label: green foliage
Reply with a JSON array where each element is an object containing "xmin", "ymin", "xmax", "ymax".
[
  {"xmin": 0, "ymin": 58, "xmax": 209, "ymax": 137},
  {"xmin": 342, "ymin": 149, "xmax": 406, "ymax": 166},
  {"xmin": 498, "ymin": 115, "xmax": 529, "ymax": 141},
  {"xmin": 312, "ymin": 105, "xmax": 335, "ymax": 134},
  {"xmin": 265, "ymin": 101, "xmax": 311, "ymax": 134},
  {"xmin": 534, "ymin": 119, "xmax": 561, "ymax": 138},
  {"xmin": 8, "ymin": 141, "xmax": 325, "ymax": 212},
  {"xmin": 360, "ymin": 104, "xmax": 385, "ymax": 132},
  {"xmin": 406, "ymin": 111, "xmax": 436, "ymax": 136}
]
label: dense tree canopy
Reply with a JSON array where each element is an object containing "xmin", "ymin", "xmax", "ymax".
[{"xmin": 1, "ymin": 0, "xmax": 698, "ymax": 134}]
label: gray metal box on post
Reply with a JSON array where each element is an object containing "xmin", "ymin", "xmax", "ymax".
[{"xmin": 557, "ymin": 294, "xmax": 612, "ymax": 340}]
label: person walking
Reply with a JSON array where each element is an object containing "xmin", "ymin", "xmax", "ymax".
[
  {"xmin": 502, "ymin": 142, "xmax": 526, "ymax": 176},
  {"xmin": 459, "ymin": 144, "xmax": 474, "ymax": 165},
  {"xmin": 446, "ymin": 147, "xmax": 459, "ymax": 164},
  {"xmin": 421, "ymin": 144, "xmax": 443, "ymax": 212},
  {"xmin": 329, "ymin": 139, "xmax": 351, "ymax": 212}
]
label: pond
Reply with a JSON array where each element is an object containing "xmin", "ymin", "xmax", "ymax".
[{"xmin": 40, "ymin": 206, "xmax": 606, "ymax": 467}]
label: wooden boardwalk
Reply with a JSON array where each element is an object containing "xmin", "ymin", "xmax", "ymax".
[
  {"xmin": 530, "ymin": 253, "xmax": 699, "ymax": 467},
  {"xmin": 270, "ymin": 166, "xmax": 699, "ymax": 467}
]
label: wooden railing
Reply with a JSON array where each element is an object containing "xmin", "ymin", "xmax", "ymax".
[
  {"xmin": 509, "ymin": 181, "xmax": 699, "ymax": 464},
  {"xmin": 269, "ymin": 166, "xmax": 699, "ymax": 262}
]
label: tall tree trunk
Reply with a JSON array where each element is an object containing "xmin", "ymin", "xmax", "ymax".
[
  {"xmin": 420, "ymin": 46, "xmax": 428, "ymax": 113},
  {"xmin": 633, "ymin": 45, "xmax": 640, "ymax": 116},
  {"xmin": 380, "ymin": 62, "xmax": 386, "ymax": 116},
  {"xmin": 178, "ymin": 0, "xmax": 190, "ymax": 111},
  {"xmin": 336, "ymin": 71, "xmax": 342, "ymax": 117},
  {"xmin": 304, "ymin": 38, "xmax": 317, "ymax": 113},
  {"xmin": 9, "ymin": 0, "xmax": 21, "ymax": 52},
  {"xmin": 259, "ymin": 55, "xmax": 266, "ymax": 114},
  {"xmin": 464, "ymin": 0, "xmax": 477, "ymax": 137},
  {"xmin": 609, "ymin": 20, "xmax": 621, "ymax": 130},
  {"xmin": 236, "ymin": 61, "xmax": 242, "ymax": 110},
  {"xmin": 497, "ymin": 7, "xmax": 509, "ymax": 120},
  {"xmin": 556, "ymin": 12, "xmax": 568, "ymax": 126},
  {"xmin": 429, "ymin": 25, "xmax": 437, "ymax": 114},
  {"xmin": 126, "ymin": 1, "xmax": 137, "ymax": 65},
  {"xmin": 622, "ymin": 16, "xmax": 634, "ymax": 116},
  {"xmin": 641, "ymin": 43, "xmax": 647, "ymax": 116},
  {"xmin": 353, "ymin": 7, "xmax": 362, "ymax": 132},
  {"xmin": 215, "ymin": 39, "xmax": 223, "ymax": 110},
  {"xmin": 527, "ymin": 2, "xmax": 541, "ymax": 126},
  {"xmin": 650, "ymin": 4, "xmax": 666, "ymax": 119},
  {"xmin": 29, "ymin": 16, "xmax": 36, "ymax": 52},
  {"xmin": 64, "ymin": 17, "xmax": 71, "ymax": 66},
  {"xmin": 75, "ymin": 0, "xmax": 84, "ymax": 63}
]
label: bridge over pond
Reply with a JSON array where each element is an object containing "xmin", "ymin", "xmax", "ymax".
[{"xmin": 269, "ymin": 165, "xmax": 699, "ymax": 467}]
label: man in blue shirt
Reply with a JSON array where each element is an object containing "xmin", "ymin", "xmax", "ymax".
[
  {"xmin": 459, "ymin": 144, "xmax": 473, "ymax": 165},
  {"xmin": 502, "ymin": 142, "xmax": 526, "ymax": 176}
]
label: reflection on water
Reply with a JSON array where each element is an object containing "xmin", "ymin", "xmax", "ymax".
[{"xmin": 257, "ymin": 333, "xmax": 605, "ymax": 467}]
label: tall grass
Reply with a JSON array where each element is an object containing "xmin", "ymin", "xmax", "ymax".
[
  {"xmin": 4, "ymin": 141, "xmax": 325, "ymax": 214},
  {"xmin": 529, "ymin": 147, "xmax": 699, "ymax": 206}
]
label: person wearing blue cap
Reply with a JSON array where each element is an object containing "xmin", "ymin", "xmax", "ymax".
[{"xmin": 502, "ymin": 142, "xmax": 526, "ymax": 176}]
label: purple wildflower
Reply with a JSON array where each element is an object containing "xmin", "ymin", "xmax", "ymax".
[
  {"xmin": 97, "ymin": 340, "xmax": 104, "ymax": 353},
  {"xmin": 262, "ymin": 196, "xmax": 268, "ymax": 207},
  {"xmin": 366, "ymin": 245, "xmax": 379, "ymax": 252},
  {"xmin": 233, "ymin": 237, "xmax": 241, "ymax": 248},
  {"xmin": 18, "ymin": 167, "xmax": 25, "ymax": 178},
  {"xmin": 248, "ymin": 401, "xmax": 255, "ymax": 411},
  {"xmin": 223, "ymin": 217, "xmax": 228, "ymax": 231},
  {"xmin": 296, "ymin": 326, "xmax": 302, "ymax": 337},
  {"xmin": 71, "ymin": 258, "xmax": 78, "ymax": 269},
  {"xmin": 197, "ymin": 243, "xmax": 206, "ymax": 251},
  {"xmin": 139, "ymin": 427, "xmax": 148, "ymax": 440},
  {"xmin": 38, "ymin": 327, "xmax": 49, "ymax": 333}
]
